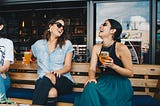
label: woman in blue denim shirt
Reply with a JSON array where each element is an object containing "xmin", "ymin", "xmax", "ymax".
[{"xmin": 32, "ymin": 15, "xmax": 74, "ymax": 106}]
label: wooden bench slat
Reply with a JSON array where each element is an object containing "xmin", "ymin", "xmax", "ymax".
[
  {"xmin": 146, "ymin": 79, "xmax": 158, "ymax": 88},
  {"xmin": 147, "ymin": 69, "xmax": 160, "ymax": 75},
  {"xmin": 72, "ymin": 76, "xmax": 88, "ymax": 84},
  {"xmin": 130, "ymin": 78, "xmax": 146, "ymax": 87},
  {"xmin": 8, "ymin": 72, "xmax": 38, "ymax": 81},
  {"xmin": 134, "ymin": 91, "xmax": 154, "ymax": 96},
  {"xmin": 11, "ymin": 84, "xmax": 35, "ymax": 89},
  {"xmin": 71, "ymin": 63, "xmax": 90, "ymax": 72},
  {"xmin": 130, "ymin": 78, "xmax": 159, "ymax": 88},
  {"xmin": 10, "ymin": 98, "xmax": 32, "ymax": 104},
  {"xmin": 133, "ymin": 65, "xmax": 160, "ymax": 75},
  {"xmin": 73, "ymin": 88, "xmax": 84, "ymax": 92}
]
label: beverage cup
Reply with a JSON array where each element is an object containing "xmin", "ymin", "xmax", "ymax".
[
  {"xmin": 100, "ymin": 51, "xmax": 109, "ymax": 62},
  {"xmin": 23, "ymin": 51, "xmax": 31, "ymax": 64},
  {"xmin": 105, "ymin": 51, "xmax": 110, "ymax": 60},
  {"xmin": 99, "ymin": 51, "xmax": 110, "ymax": 71}
]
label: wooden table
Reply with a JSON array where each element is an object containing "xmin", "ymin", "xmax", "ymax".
[{"xmin": 10, "ymin": 60, "xmax": 37, "ymax": 70}]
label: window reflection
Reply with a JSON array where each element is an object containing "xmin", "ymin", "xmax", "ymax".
[{"xmin": 96, "ymin": 1, "xmax": 150, "ymax": 64}]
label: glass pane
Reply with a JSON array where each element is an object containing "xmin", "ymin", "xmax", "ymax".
[
  {"xmin": 156, "ymin": 0, "xmax": 160, "ymax": 64},
  {"xmin": 96, "ymin": 1, "xmax": 150, "ymax": 64},
  {"xmin": 0, "ymin": 2, "xmax": 87, "ymax": 61}
]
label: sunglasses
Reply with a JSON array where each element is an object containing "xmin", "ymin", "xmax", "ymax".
[
  {"xmin": 55, "ymin": 22, "xmax": 65, "ymax": 29},
  {"xmin": 102, "ymin": 23, "xmax": 107, "ymax": 26}
]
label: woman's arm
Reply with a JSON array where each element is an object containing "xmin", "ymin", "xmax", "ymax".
[
  {"xmin": 89, "ymin": 45, "xmax": 98, "ymax": 79},
  {"xmin": 109, "ymin": 43, "xmax": 134, "ymax": 77},
  {"xmin": 0, "ymin": 60, "xmax": 10, "ymax": 72},
  {"xmin": 53, "ymin": 51, "xmax": 73, "ymax": 77},
  {"xmin": 87, "ymin": 44, "xmax": 101, "ymax": 84}
]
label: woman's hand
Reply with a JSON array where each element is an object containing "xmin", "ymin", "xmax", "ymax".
[
  {"xmin": 103, "ymin": 57, "xmax": 114, "ymax": 68},
  {"xmin": 45, "ymin": 72, "xmax": 56, "ymax": 84},
  {"xmin": 84, "ymin": 78, "xmax": 97, "ymax": 87},
  {"xmin": 52, "ymin": 71, "xmax": 61, "ymax": 78}
]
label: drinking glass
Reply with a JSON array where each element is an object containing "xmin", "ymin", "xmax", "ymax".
[
  {"xmin": 99, "ymin": 51, "xmax": 109, "ymax": 71},
  {"xmin": 23, "ymin": 51, "xmax": 32, "ymax": 64}
]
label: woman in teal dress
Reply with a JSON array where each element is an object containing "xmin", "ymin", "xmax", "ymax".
[{"xmin": 74, "ymin": 19, "xmax": 134, "ymax": 106}]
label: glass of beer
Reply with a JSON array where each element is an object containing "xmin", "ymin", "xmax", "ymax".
[
  {"xmin": 23, "ymin": 51, "xmax": 32, "ymax": 64},
  {"xmin": 99, "ymin": 51, "xmax": 109, "ymax": 71}
]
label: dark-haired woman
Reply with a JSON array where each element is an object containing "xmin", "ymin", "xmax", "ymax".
[
  {"xmin": 0, "ymin": 17, "xmax": 14, "ymax": 101},
  {"xmin": 74, "ymin": 19, "xmax": 134, "ymax": 106},
  {"xmin": 32, "ymin": 16, "xmax": 74, "ymax": 106}
]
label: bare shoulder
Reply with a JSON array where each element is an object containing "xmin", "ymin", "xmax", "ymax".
[
  {"xmin": 116, "ymin": 42, "xmax": 131, "ymax": 57},
  {"xmin": 92, "ymin": 43, "xmax": 102, "ymax": 54},
  {"xmin": 116, "ymin": 42, "xmax": 129, "ymax": 51},
  {"xmin": 93, "ymin": 43, "xmax": 101, "ymax": 49}
]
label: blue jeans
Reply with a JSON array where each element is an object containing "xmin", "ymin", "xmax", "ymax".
[{"xmin": 0, "ymin": 73, "xmax": 10, "ymax": 100}]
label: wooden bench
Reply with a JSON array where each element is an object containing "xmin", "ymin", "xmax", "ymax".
[{"xmin": 7, "ymin": 61, "xmax": 160, "ymax": 106}]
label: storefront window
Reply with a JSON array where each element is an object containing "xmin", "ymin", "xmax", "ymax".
[
  {"xmin": 156, "ymin": 0, "xmax": 160, "ymax": 64},
  {"xmin": 95, "ymin": 1, "xmax": 150, "ymax": 64},
  {"xmin": 0, "ymin": 2, "xmax": 87, "ymax": 61}
]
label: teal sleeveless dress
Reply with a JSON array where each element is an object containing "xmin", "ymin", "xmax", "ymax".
[{"xmin": 74, "ymin": 42, "xmax": 133, "ymax": 106}]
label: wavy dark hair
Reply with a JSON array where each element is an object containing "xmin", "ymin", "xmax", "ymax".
[
  {"xmin": 0, "ymin": 17, "xmax": 7, "ymax": 38},
  {"xmin": 108, "ymin": 19, "xmax": 122, "ymax": 42},
  {"xmin": 42, "ymin": 15, "xmax": 67, "ymax": 48}
]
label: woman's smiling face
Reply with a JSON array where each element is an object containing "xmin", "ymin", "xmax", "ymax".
[
  {"xmin": 98, "ymin": 20, "xmax": 112, "ymax": 38},
  {"xmin": 49, "ymin": 19, "xmax": 64, "ymax": 37}
]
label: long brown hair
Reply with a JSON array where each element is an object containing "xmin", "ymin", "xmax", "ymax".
[{"xmin": 42, "ymin": 15, "xmax": 67, "ymax": 48}]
